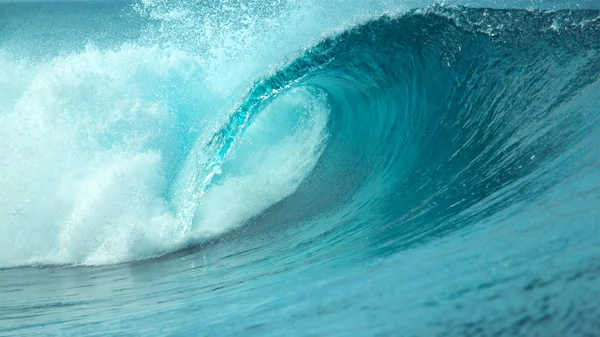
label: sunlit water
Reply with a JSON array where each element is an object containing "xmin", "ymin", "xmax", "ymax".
[{"xmin": 1, "ymin": 0, "xmax": 599, "ymax": 335}]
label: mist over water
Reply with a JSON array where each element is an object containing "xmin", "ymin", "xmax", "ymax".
[{"xmin": 0, "ymin": 0, "xmax": 599, "ymax": 335}]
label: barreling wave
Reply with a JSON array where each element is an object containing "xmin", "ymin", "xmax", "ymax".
[
  {"xmin": 175, "ymin": 6, "xmax": 600, "ymax": 256},
  {"xmin": 0, "ymin": 6, "xmax": 599, "ymax": 268}
]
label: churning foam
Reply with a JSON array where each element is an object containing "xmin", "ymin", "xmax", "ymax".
[{"xmin": 0, "ymin": 45, "xmax": 200, "ymax": 266}]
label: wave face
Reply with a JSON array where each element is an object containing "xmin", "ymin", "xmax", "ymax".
[{"xmin": 1, "ymin": 1, "xmax": 599, "ymax": 336}]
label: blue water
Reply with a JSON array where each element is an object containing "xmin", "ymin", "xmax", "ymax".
[{"xmin": 1, "ymin": 0, "xmax": 599, "ymax": 335}]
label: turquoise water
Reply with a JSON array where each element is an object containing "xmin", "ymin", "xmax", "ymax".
[{"xmin": 1, "ymin": 0, "xmax": 599, "ymax": 335}]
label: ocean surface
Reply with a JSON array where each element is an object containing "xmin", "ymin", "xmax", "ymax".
[{"xmin": 0, "ymin": 0, "xmax": 599, "ymax": 335}]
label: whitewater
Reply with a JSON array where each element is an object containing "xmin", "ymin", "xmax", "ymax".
[{"xmin": 1, "ymin": 0, "xmax": 599, "ymax": 335}]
